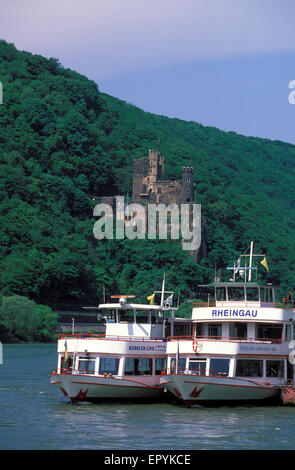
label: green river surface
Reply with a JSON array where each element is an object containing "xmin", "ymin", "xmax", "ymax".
[{"xmin": 1, "ymin": 343, "xmax": 295, "ymax": 451}]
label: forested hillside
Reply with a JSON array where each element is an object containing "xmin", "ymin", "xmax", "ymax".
[{"xmin": 1, "ymin": 39, "xmax": 295, "ymax": 311}]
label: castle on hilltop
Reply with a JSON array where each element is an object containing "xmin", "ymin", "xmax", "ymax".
[
  {"xmin": 132, "ymin": 150, "xmax": 195, "ymax": 205},
  {"xmin": 96, "ymin": 149, "xmax": 206, "ymax": 259}
]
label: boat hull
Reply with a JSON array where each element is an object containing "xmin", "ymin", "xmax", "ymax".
[
  {"xmin": 160, "ymin": 374, "xmax": 281, "ymax": 407},
  {"xmin": 51, "ymin": 372, "xmax": 165, "ymax": 403}
]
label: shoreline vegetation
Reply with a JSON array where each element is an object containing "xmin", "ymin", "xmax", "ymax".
[{"xmin": 0, "ymin": 294, "xmax": 58, "ymax": 343}]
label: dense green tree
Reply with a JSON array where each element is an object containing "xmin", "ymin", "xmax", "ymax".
[{"xmin": 0, "ymin": 295, "xmax": 58, "ymax": 342}]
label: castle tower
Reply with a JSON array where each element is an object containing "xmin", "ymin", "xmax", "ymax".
[
  {"xmin": 132, "ymin": 150, "xmax": 165, "ymax": 203},
  {"xmin": 181, "ymin": 167, "xmax": 194, "ymax": 203}
]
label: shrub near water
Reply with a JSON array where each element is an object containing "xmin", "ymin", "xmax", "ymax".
[{"xmin": 0, "ymin": 295, "xmax": 58, "ymax": 342}]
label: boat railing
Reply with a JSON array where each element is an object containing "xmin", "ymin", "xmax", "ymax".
[
  {"xmin": 51, "ymin": 368, "xmax": 166, "ymax": 377},
  {"xmin": 167, "ymin": 335, "xmax": 283, "ymax": 344},
  {"xmin": 51, "ymin": 368, "xmax": 118, "ymax": 377},
  {"xmin": 193, "ymin": 302, "xmax": 294, "ymax": 309},
  {"xmin": 57, "ymin": 333, "xmax": 166, "ymax": 342},
  {"xmin": 57, "ymin": 333, "xmax": 283, "ymax": 344},
  {"xmin": 165, "ymin": 368, "xmax": 286, "ymax": 382},
  {"xmin": 166, "ymin": 367, "xmax": 229, "ymax": 377}
]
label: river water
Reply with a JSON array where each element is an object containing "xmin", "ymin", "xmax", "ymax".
[{"xmin": 1, "ymin": 343, "xmax": 295, "ymax": 451}]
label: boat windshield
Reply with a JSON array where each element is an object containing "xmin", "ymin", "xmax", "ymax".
[
  {"xmin": 216, "ymin": 287, "xmax": 226, "ymax": 301},
  {"xmin": 118, "ymin": 310, "xmax": 135, "ymax": 323},
  {"xmin": 97, "ymin": 309, "xmax": 115, "ymax": 322},
  {"xmin": 215, "ymin": 284, "xmax": 272, "ymax": 303},
  {"xmin": 99, "ymin": 308, "xmax": 165, "ymax": 324},
  {"xmin": 227, "ymin": 287, "xmax": 245, "ymax": 301},
  {"xmin": 246, "ymin": 287, "xmax": 259, "ymax": 301}
]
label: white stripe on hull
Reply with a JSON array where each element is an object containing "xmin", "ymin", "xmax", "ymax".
[
  {"xmin": 51, "ymin": 374, "xmax": 164, "ymax": 401},
  {"xmin": 161, "ymin": 374, "xmax": 280, "ymax": 404}
]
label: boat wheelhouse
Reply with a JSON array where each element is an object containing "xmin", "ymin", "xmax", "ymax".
[
  {"xmin": 50, "ymin": 285, "xmax": 178, "ymax": 403},
  {"xmin": 160, "ymin": 247, "xmax": 295, "ymax": 406}
]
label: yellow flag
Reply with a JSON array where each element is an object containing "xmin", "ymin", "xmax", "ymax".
[
  {"xmin": 64, "ymin": 340, "xmax": 68, "ymax": 361},
  {"xmin": 261, "ymin": 256, "xmax": 269, "ymax": 272},
  {"xmin": 147, "ymin": 293, "xmax": 155, "ymax": 305}
]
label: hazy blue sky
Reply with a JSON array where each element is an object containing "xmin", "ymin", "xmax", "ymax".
[{"xmin": 1, "ymin": 0, "xmax": 295, "ymax": 143}]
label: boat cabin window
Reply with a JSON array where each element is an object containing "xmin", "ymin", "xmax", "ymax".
[
  {"xmin": 62, "ymin": 355, "xmax": 73, "ymax": 369},
  {"xmin": 118, "ymin": 310, "xmax": 135, "ymax": 323},
  {"xmin": 235, "ymin": 359, "xmax": 263, "ymax": 377},
  {"xmin": 194, "ymin": 323, "xmax": 202, "ymax": 338},
  {"xmin": 124, "ymin": 358, "xmax": 152, "ymax": 376},
  {"xmin": 150, "ymin": 312, "xmax": 157, "ymax": 324},
  {"xmin": 209, "ymin": 358, "xmax": 230, "ymax": 377},
  {"xmin": 216, "ymin": 287, "xmax": 226, "ymax": 301},
  {"xmin": 256, "ymin": 323, "xmax": 282, "ymax": 341},
  {"xmin": 155, "ymin": 357, "xmax": 167, "ymax": 375},
  {"xmin": 287, "ymin": 361, "xmax": 293, "ymax": 381},
  {"xmin": 246, "ymin": 287, "xmax": 259, "ymax": 301},
  {"xmin": 285, "ymin": 325, "xmax": 291, "ymax": 341},
  {"xmin": 97, "ymin": 309, "xmax": 106, "ymax": 321},
  {"xmin": 170, "ymin": 358, "xmax": 186, "ymax": 373},
  {"xmin": 174, "ymin": 321, "xmax": 191, "ymax": 337},
  {"xmin": 99, "ymin": 357, "xmax": 120, "ymax": 375},
  {"xmin": 228, "ymin": 287, "xmax": 245, "ymax": 301},
  {"xmin": 78, "ymin": 356, "xmax": 96, "ymax": 374},
  {"xmin": 266, "ymin": 360, "xmax": 284, "ymax": 377},
  {"xmin": 266, "ymin": 288, "xmax": 273, "ymax": 303},
  {"xmin": 154, "ymin": 311, "xmax": 164, "ymax": 325},
  {"xmin": 260, "ymin": 288, "xmax": 266, "ymax": 302},
  {"xmin": 229, "ymin": 322, "xmax": 247, "ymax": 340},
  {"xmin": 188, "ymin": 359, "xmax": 206, "ymax": 375},
  {"xmin": 103, "ymin": 309, "xmax": 116, "ymax": 323},
  {"xmin": 135, "ymin": 310, "xmax": 150, "ymax": 324},
  {"xmin": 208, "ymin": 323, "xmax": 222, "ymax": 339}
]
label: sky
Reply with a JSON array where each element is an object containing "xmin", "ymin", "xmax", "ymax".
[{"xmin": 1, "ymin": 0, "xmax": 295, "ymax": 144}]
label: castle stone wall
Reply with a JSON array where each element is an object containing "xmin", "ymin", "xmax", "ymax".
[{"xmin": 132, "ymin": 150, "xmax": 194, "ymax": 205}]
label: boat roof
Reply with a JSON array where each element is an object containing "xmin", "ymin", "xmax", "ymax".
[
  {"xmin": 98, "ymin": 302, "xmax": 176, "ymax": 311},
  {"xmin": 198, "ymin": 282, "xmax": 275, "ymax": 288}
]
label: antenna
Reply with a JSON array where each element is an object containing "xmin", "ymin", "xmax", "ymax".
[
  {"xmin": 160, "ymin": 272, "xmax": 166, "ymax": 307},
  {"xmin": 177, "ymin": 291, "xmax": 181, "ymax": 308},
  {"xmin": 248, "ymin": 241, "xmax": 254, "ymax": 282}
]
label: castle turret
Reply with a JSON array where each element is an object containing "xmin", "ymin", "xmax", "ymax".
[
  {"xmin": 181, "ymin": 167, "xmax": 194, "ymax": 203},
  {"xmin": 132, "ymin": 150, "xmax": 165, "ymax": 203}
]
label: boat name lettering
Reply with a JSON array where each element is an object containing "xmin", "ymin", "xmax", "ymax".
[
  {"xmin": 129, "ymin": 345, "xmax": 148, "ymax": 351},
  {"xmin": 212, "ymin": 309, "xmax": 258, "ymax": 317},
  {"xmin": 239, "ymin": 345, "xmax": 277, "ymax": 352},
  {"xmin": 128, "ymin": 345, "xmax": 166, "ymax": 352}
]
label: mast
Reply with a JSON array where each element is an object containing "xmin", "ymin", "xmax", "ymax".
[
  {"xmin": 160, "ymin": 272, "xmax": 165, "ymax": 306},
  {"xmin": 248, "ymin": 241, "xmax": 254, "ymax": 282}
]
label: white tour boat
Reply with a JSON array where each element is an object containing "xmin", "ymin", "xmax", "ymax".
[
  {"xmin": 160, "ymin": 244, "xmax": 295, "ymax": 406},
  {"xmin": 50, "ymin": 280, "xmax": 178, "ymax": 403}
]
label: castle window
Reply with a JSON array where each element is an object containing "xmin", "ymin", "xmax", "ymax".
[{"xmin": 187, "ymin": 178, "xmax": 190, "ymax": 183}]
